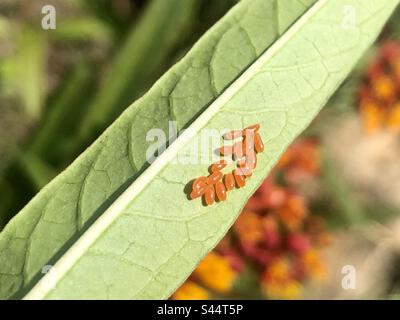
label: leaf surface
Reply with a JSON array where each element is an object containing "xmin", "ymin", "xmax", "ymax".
[{"xmin": 0, "ymin": 0, "xmax": 397, "ymax": 299}]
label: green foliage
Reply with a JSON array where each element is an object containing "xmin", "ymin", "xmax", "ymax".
[
  {"xmin": 4, "ymin": 27, "xmax": 47, "ymax": 121},
  {"xmin": 75, "ymin": 0, "xmax": 203, "ymax": 149}
]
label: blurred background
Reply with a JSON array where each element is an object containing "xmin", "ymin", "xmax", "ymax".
[{"xmin": 0, "ymin": 0, "xmax": 399, "ymax": 299}]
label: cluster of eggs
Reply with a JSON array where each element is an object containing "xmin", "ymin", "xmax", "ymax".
[{"xmin": 189, "ymin": 124, "xmax": 264, "ymax": 206}]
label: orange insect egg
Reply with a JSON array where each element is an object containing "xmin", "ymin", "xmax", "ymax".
[
  {"xmin": 215, "ymin": 181, "xmax": 227, "ymax": 201},
  {"xmin": 238, "ymin": 160, "xmax": 253, "ymax": 177},
  {"xmin": 223, "ymin": 130, "xmax": 243, "ymax": 140},
  {"xmin": 210, "ymin": 160, "xmax": 227, "ymax": 173},
  {"xmin": 246, "ymin": 152, "xmax": 257, "ymax": 169},
  {"xmin": 204, "ymin": 186, "xmax": 215, "ymax": 206},
  {"xmin": 189, "ymin": 123, "xmax": 263, "ymax": 205},
  {"xmin": 254, "ymin": 132, "xmax": 264, "ymax": 153},
  {"xmin": 224, "ymin": 173, "xmax": 235, "ymax": 191},
  {"xmin": 189, "ymin": 189, "xmax": 203, "ymax": 200},
  {"xmin": 244, "ymin": 124, "xmax": 260, "ymax": 133},
  {"xmin": 242, "ymin": 136, "xmax": 255, "ymax": 155},
  {"xmin": 233, "ymin": 169, "xmax": 246, "ymax": 188},
  {"xmin": 232, "ymin": 141, "xmax": 245, "ymax": 160},
  {"xmin": 207, "ymin": 171, "xmax": 223, "ymax": 185},
  {"xmin": 219, "ymin": 146, "xmax": 234, "ymax": 156},
  {"xmin": 192, "ymin": 176, "xmax": 207, "ymax": 191}
]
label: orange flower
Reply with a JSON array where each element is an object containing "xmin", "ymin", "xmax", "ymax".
[
  {"xmin": 264, "ymin": 258, "xmax": 291, "ymax": 281},
  {"xmin": 263, "ymin": 279, "xmax": 302, "ymax": 300},
  {"xmin": 305, "ymin": 216, "xmax": 333, "ymax": 247},
  {"xmin": 276, "ymin": 148, "xmax": 293, "ymax": 168},
  {"xmin": 360, "ymin": 101, "xmax": 385, "ymax": 133},
  {"xmin": 194, "ymin": 252, "xmax": 237, "ymax": 294},
  {"xmin": 262, "ymin": 258, "xmax": 302, "ymax": 299},
  {"xmin": 358, "ymin": 40, "xmax": 400, "ymax": 133},
  {"xmin": 386, "ymin": 102, "xmax": 400, "ymax": 131},
  {"xmin": 277, "ymin": 139, "xmax": 320, "ymax": 176},
  {"xmin": 172, "ymin": 281, "xmax": 209, "ymax": 300},
  {"xmin": 392, "ymin": 58, "xmax": 400, "ymax": 81},
  {"xmin": 245, "ymin": 178, "xmax": 287, "ymax": 210},
  {"xmin": 275, "ymin": 139, "xmax": 321, "ymax": 186},
  {"xmin": 298, "ymin": 249, "xmax": 327, "ymax": 281},
  {"xmin": 276, "ymin": 193, "xmax": 308, "ymax": 231},
  {"xmin": 262, "ymin": 215, "xmax": 280, "ymax": 249},
  {"xmin": 234, "ymin": 211, "xmax": 263, "ymax": 244},
  {"xmin": 372, "ymin": 74, "xmax": 396, "ymax": 102}
]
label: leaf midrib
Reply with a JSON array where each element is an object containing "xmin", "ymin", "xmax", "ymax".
[{"xmin": 24, "ymin": 0, "xmax": 328, "ymax": 300}]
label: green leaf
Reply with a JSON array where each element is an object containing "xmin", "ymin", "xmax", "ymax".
[{"xmin": 0, "ymin": 0, "xmax": 397, "ymax": 299}]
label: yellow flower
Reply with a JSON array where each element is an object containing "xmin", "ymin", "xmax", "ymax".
[
  {"xmin": 372, "ymin": 75, "xmax": 396, "ymax": 102},
  {"xmin": 386, "ymin": 102, "xmax": 400, "ymax": 131},
  {"xmin": 265, "ymin": 258, "xmax": 290, "ymax": 281},
  {"xmin": 358, "ymin": 41, "xmax": 400, "ymax": 134},
  {"xmin": 262, "ymin": 258, "xmax": 302, "ymax": 299},
  {"xmin": 360, "ymin": 101, "xmax": 384, "ymax": 133},
  {"xmin": 172, "ymin": 281, "xmax": 209, "ymax": 300},
  {"xmin": 300, "ymin": 249, "xmax": 327, "ymax": 281},
  {"xmin": 263, "ymin": 279, "xmax": 302, "ymax": 300},
  {"xmin": 194, "ymin": 252, "xmax": 237, "ymax": 294}
]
